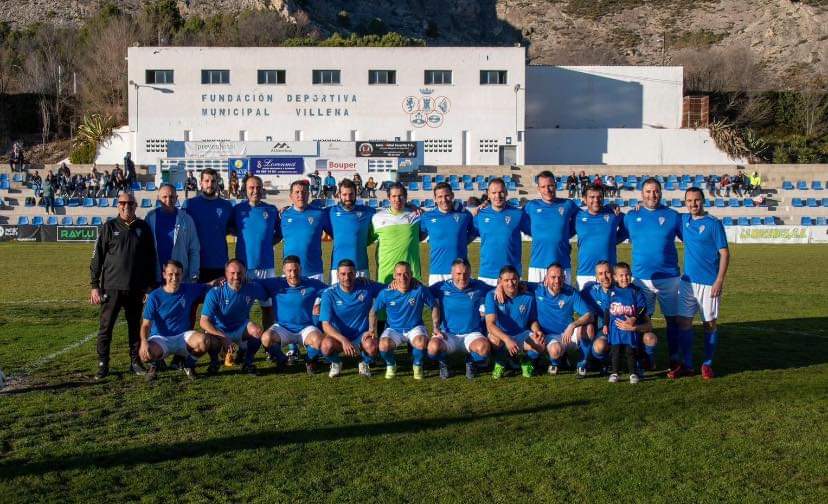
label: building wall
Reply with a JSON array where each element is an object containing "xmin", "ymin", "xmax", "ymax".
[
  {"xmin": 526, "ymin": 66, "xmax": 683, "ymax": 129},
  {"xmin": 127, "ymin": 46, "xmax": 526, "ymax": 166}
]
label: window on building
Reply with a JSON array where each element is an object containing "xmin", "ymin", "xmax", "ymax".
[
  {"xmin": 479, "ymin": 138, "xmax": 498, "ymax": 153},
  {"xmin": 480, "ymin": 70, "xmax": 508, "ymax": 85},
  {"xmin": 257, "ymin": 69, "xmax": 286, "ymax": 84},
  {"xmin": 313, "ymin": 70, "xmax": 341, "ymax": 84},
  {"xmin": 201, "ymin": 69, "xmax": 230, "ymax": 84},
  {"xmin": 369, "ymin": 70, "xmax": 396, "ymax": 85},
  {"xmin": 424, "ymin": 70, "xmax": 452, "ymax": 85},
  {"xmin": 424, "ymin": 139, "xmax": 453, "ymax": 153},
  {"xmin": 145, "ymin": 70, "xmax": 174, "ymax": 84}
]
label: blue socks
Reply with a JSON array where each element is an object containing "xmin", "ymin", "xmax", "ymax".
[
  {"xmin": 185, "ymin": 355, "xmax": 198, "ymax": 368},
  {"xmin": 287, "ymin": 343, "xmax": 299, "ymax": 356},
  {"xmin": 305, "ymin": 345, "xmax": 321, "ymax": 363},
  {"xmin": 703, "ymin": 330, "xmax": 718, "ymax": 366},
  {"xmin": 327, "ymin": 353, "xmax": 342, "ymax": 364},
  {"xmin": 411, "ymin": 347, "xmax": 426, "ymax": 366},
  {"xmin": 527, "ymin": 349, "xmax": 540, "ymax": 363},
  {"xmin": 268, "ymin": 343, "xmax": 286, "ymax": 362},
  {"xmin": 470, "ymin": 351, "xmax": 488, "ymax": 364},
  {"xmin": 679, "ymin": 328, "xmax": 695, "ymax": 368},
  {"xmin": 429, "ymin": 350, "xmax": 447, "ymax": 363},
  {"xmin": 361, "ymin": 351, "xmax": 375, "ymax": 365},
  {"xmin": 245, "ymin": 338, "xmax": 261, "ymax": 366},
  {"xmin": 666, "ymin": 321, "xmax": 679, "ymax": 362},
  {"xmin": 380, "ymin": 350, "xmax": 396, "ymax": 366},
  {"xmin": 578, "ymin": 339, "xmax": 592, "ymax": 368}
]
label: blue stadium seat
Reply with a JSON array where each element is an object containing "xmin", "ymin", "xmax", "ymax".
[
  {"xmin": 722, "ymin": 217, "xmax": 734, "ymax": 226},
  {"xmin": 0, "ymin": 173, "xmax": 7, "ymax": 180},
  {"xmin": 681, "ymin": 174, "xmax": 691, "ymax": 182},
  {"xmin": 145, "ymin": 182, "xmax": 156, "ymax": 191},
  {"xmin": 381, "ymin": 199, "xmax": 391, "ymax": 208},
  {"xmin": 422, "ymin": 199, "xmax": 435, "ymax": 208},
  {"xmin": 823, "ymin": 198, "xmax": 828, "ymax": 207},
  {"xmin": 743, "ymin": 199, "xmax": 754, "ymax": 208},
  {"xmin": 76, "ymin": 216, "xmax": 89, "ymax": 225},
  {"xmin": 628, "ymin": 198, "xmax": 639, "ymax": 207},
  {"xmin": 435, "ymin": 175, "xmax": 445, "ymax": 183},
  {"xmin": 450, "ymin": 181, "xmax": 460, "ymax": 191},
  {"xmin": 462, "ymin": 175, "xmax": 472, "ymax": 183},
  {"xmin": 131, "ymin": 181, "xmax": 143, "ymax": 191},
  {"xmin": 53, "ymin": 198, "xmax": 64, "ymax": 207},
  {"xmin": 655, "ymin": 175, "xmax": 665, "ymax": 183},
  {"xmin": 704, "ymin": 199, "xmax": 713, "ymax": 207},
  {"xmin": 666, "ymin": 175, "xmax": 678, "ymax": 183},
  {"xmin": 729, "ymin": 198, "xmax": 741, "ymax": 207},
  {"xmin": 800, "ymin": 216, "xmax": 813, "ymax": 226},
  {"xmin": 475, "ymin": 175, "xmax": 485, "ymax": 183},
  {"xmin": 83, "ymin": 197, "xmax": 95, "ymax": 207},
  {"xmin": 140, "ymin": 198, "xmax": 152, "ymax": 208},
  {"xmin": 671, "ymin": 198, "xmax": 682, "ymax": 208},
  {"xmin": 175, "ymin": 182, "xmax": 184, "ymax": 191},
  {"xmin": 449, "ymin": 175, "xmax": 459, "ymax": 184},
  {"xmin": 812, "ymin": 181, "xmax": 823, "ymax": 190},
  {"xmin": 12, "ymin": 173, "xmax": 23, "ymax": 183},
  {"xmin": 477, "ymin": 182, "xmax": 486, "ymax": 191},
  {"xmin": 817, "ymin": 217, "xmax": 828, "ymax": 226},
  {"xmin": 750, "ymin": 217, "xmax": 762, "ymax": 226},
  {"xmin": 422, "ymin": 180, "xmax": 432, "ymax": 191},
  {"xmin": 679, "ymin": 181, "xmax": 689, "ymax": 190},
  {"xmin": 665, "ymin": 181, "xmax": 676, "ymax": 191},
  {"xmin": 615, "ymin": 198, "xmax": 626, "ymax": 207},
  {"xmin": 508, "ymin": 198, "xmax": 520, "ymax": 207},
  {"xmin": 91, "ymin": 216, "xmax": 103, "ymax": 225},
  {"xmin": 69, "ymin": 198, "xmax": 82, "ymax": 207},
  {"xmin": 367, "ymin": 199, "xmax": 378, "ymax": 208},
  {"xmin": 782, "ymin": 181, "xmax": 794, "ymax": 190},
  {"xmin": 98, "ymin": 198, "xmax": 109, "ymax": 207},
  {"xmin": 356, "ymin": 198, "xmax": 365, "ymax": 206},
  {"xmin": 507, "ymin": 181, "xmax": 517, "ymax": 191},
  {"xmin": 47, "ymin": 216, "xmax": 58, "ymax": 225},
  {"xmin": 410, "ymin": 199, "xmax": 421, "ymax": 207},
  {"xmin": 792, "ymin": 198, "xmax": 803, "ymax": 207},
  {"xmin": 112, "ymin": 198, "xmax": 118, "ymax": 207},
  {"xmin": 464, "ymin": 182, "xmax": 474, "ymax": 191},
  {"xmin": 796, "ymin": 180, "xmax": 807, "ymax": 190},
  {"xmin": 61, "ymin": 216, "xmax": 73, "ymax": 225},
  {"xmin": 421, "ymin": 175, "xmax": 431, "ymax": 184},
  {"xmin": 556, "ymin": 180, "xmax": 566, "ymax": 191},
  {"xmin": 715, "ymin": 198, "xmax": 725, "ymax": 208},
  {"xmin": 31, "ymin": 216, "xmax": 44, "ymax": 226},
  {"xmin": 662, "ymin": 199, "xmax": 670, "ymax": 207},
  {"xmin": 502, "ymin": 176, "xmax": 512, "ymax": 184},
  {"xmin": 763, "ymin": 217, "xmax": 775, "ymax": 225},
  {"xmin": 16, "ymin": 216, "xmax": 28, "ymax": 225},
  {"xmin": 737, "ymin": 217, "xmax": 750, "ymax": 226},
  {"xmin": 807, "ymin": 198, "xmax": 818, "ymax": 207},
  {"xmin": 408, "ymin": 182, "xmax": 419, "ymax": 191}
]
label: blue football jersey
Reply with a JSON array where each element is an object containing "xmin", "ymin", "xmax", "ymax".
[
  {"xmin": 473, "ymin": 205, "xmax": 527, "ymax": 279},
  {"xmin": 420, "ymin": 209, "xmax": 477, "ymax": 275},
  {"xmin": 259, "ymin": 277, "xmax": 327, "ymax": 333},
  {"xmin": 183, "ymin": 195, "xmax": 233, "ymax": 269},
  {"xmin": 280, "ymin": 206, "xmax": 328, "ymax": 277},
  {"xmin": 201, "ymin": 281, "xmax": 269, "ymax": 333},
  {"xmin": 143, "ymin": 283, "xmax": 210, "ymax": 336},
  {"xmin": 575, "ymin": 208, "xmax": 627, "ymax": 276},
  {"xmin": 319, "ymin": 280, "xmax": 385, "ymax": 341},
  {"xmin": 484, "ymin": 290, "xmax": 536, "ymax": 336},
  {"xmin": 429, "ymin": 279, "xmax": 492, "ymax": 335},
  {"xmin": 623, "ymin": 205, "xmax": 682, "ymax": 280},
  {"xmin": 532, "ymin": 282, "xmax": 591, "ymax": 335},
  {"xmin": 681, "ymin": 214, "xmax": 728, "ymax": 286},
  {"xmin": 325, "ymin": 204, "xmax": 375, "ymax": 271},
  {"xmin": 233, "ymin": 201, "xmax": 282, "ymax": 270},
  {"xmin": 522, "ymin": 198, "xmax": 579, "ymax": 269},
  {"xmin": 372, "ymin": 284, "xmax": 435, "ymax": 332}
]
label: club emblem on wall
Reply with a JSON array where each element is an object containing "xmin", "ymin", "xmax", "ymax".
[{"xmin": 403, "ymin": 89, "xmax": 450, "ymax": 128}]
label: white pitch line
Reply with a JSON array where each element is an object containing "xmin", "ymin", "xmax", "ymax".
[{"xmin": 13, "ymin": 330, "xmax": 98, "ymax": 377}]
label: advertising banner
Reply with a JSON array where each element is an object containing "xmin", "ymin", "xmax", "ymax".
[
  {"xmin": 356, "ymin": 141, "xmax": 417, "ymax": 158},
  {"xmin": 0, "ymin": 225, "xmax": 18, "ymax": 241},
  {"xmin": 185, "ymin": 141, "xmax": 318, "ymax": 159},
  {"xmin": 249, "ymin": 157, "xmax": 304, "ymax": 175},
  {"xmin": 319, "ymin": 141, "xmax": 356, "ymax": 157},
  {"xmin": 57, "ymin": 226, "xmax": 99, "ymax": 242},
  {"xmin": 15, "ymin": 225, "xmax": 40, "ymax": 242},
  {"xmin": 734, "ymin": 226, "xmax": 809, "ymax": 244},
  {"xmin": 806, "ymin": 226, "xmax": 828, "ymax": 244},
  {"xmin": 227, "ymin": 158, "xmax": 250, "ymax": 179}
]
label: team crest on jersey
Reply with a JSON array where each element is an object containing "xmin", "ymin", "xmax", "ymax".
[
  {"xmin": 431, "ymin": 218, "xmax": 438, "ymax": 223},
  {"xmin": 178, "ymin": 298, "xmax": 186, "ymax": 308},
  {"xmin": 518, "ymin": 304, "xmax": 527, "ymax": 313},
  {"xmin": 604, "ymin": 214, "xmax": 610, "ymax": 223},
  {"xmin": 484, "ymin": 217, "xmax": 491, "ymax": 223},
  {"xmin": 698, "ymin": 225, "xmax": 705, "ymax": 234},
  {"xmin": 504, "ymin": 216, "xmax": 511, "ymax": 224},
  {"xmin": 408, "ymin": 298, "xmax": 416, "ymax": 306},
  {"xmin": 300, "ymin": 289, "xmax": 306, "ymax": 296},
  {"xmin": 262, "ymin": 211, "xmax": 269, "ymax": 220},
  {"xmin": 658, "ymin": 217, "xmax": 665, "ymax": 226},
  {"xmin": 358, "ymin": 293, "xmax": 365, "ymax": 302},
  {"xmin": 467, "ymin": 292, "xmax": 475, "ymax": 299},
  {"xmin": 453, "ymin": 214, "xmax": 460, "ymax": 223},
  {"xmin": 557, "ymin": 300, "xmax": 565, "ymax": 309},
  {"xmin": 308, "ymin": 217, "xmax": 314, "ymax": 224},
  {"xmin": 217, "ymin": 208, "xmax": 223, "ymax": 217},
  {"xmin": 356, "ymin": 212, "xmax": 363, "ymax": 218},
  {"xmin": 558, "ymin": 207, "xmax": 565, "ymax": 216}
]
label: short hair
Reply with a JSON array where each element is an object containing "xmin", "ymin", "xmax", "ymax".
[
  {"xmin": 163, "ymin": 259, "xmax": 184, "ymax": 271},
  {"xmin": 466, "ymin": 196, "xmax": 481, "ymax": 207},
  {"xmin": 201, "ymin": 168, "xmax": 218, "ymax": 180},
  {"xmin": 158, "ymin": 183, "xmax": 176, "ymax": 192},
  {"xmin": 290, "ymin": 180, "xmax": 308, "ymax": 192},
  {"xmin": 451, "ymin": 258, "xmax": 471, "ymax": 269},
  {"xmin": 584, "ymin": 184, "xmax": 603, "ymax": 196},
  {"xmin": 387, "ymin": 181, "xmax": 407, "ymax": 198},
  {"xmin": 282, "ymin": 255, "xmax": 301, "ymax": 266},
  {"xmin": 595, "ymin": 260, "xmax": 611, "ymax": 270},
  {"xmin": 641, "ymin": 177, "xmax": 662, "ymax": 190},
  {"xmin": 394, "ymin": 261, "xmax": 411, "ymax": 271},
  {"xmin": 685, "ymin": 187, "xmax": 705, "ymax": 200},
  {"xmin": 614, "ymin": 262, "xmax": 631, "ymax": 273},
  {"xmin": 498, "ymin": 265, "xmax": 519, "ymax": 278},
  {"xmin": 546, "ymin": 262, "xmax": 564, "ymax": 272},
  {"xmin": 536, "ymin": 170, "xmax": 556, "ymax": 183},
  {"xmin": 225, "ymin": 258, "xmax": 246, "ymax": 270},
  {"xmin": 337, "ymin": 258, "xmax": 356, "ymax": 269},
  {"xmin": 488, "ymin": 177, "xmax": 506, "ymax": 189},
  {"xmin": 339, "ymin": 178, "xmax": 356, "ymax": 191},
  {"xmin": 433, "ymin": 181, "xmax": 452, "ymax": 195},
  {"xmin": 245, "ymin": 175, "xmax": 263, "ymax": 186},
  {"xmin": 116, "ymin": 190, "xmax": 135, "ymax": 200}
]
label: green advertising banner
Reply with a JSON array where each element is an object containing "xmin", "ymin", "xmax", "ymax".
[{"xmin": 56, "ymin": 226, "xmax": 98, "ymax": 242}]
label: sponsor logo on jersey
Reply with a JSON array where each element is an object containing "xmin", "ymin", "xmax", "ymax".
[{"xmin": 408, "ymin": 297, "xmax": 416, "ymax": 306}]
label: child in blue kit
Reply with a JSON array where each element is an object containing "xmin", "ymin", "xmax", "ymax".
[{"xmin": 606, "ymin": 262, "xmax": 653, "ymax": 384}]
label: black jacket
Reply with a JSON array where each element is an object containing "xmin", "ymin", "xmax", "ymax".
[{"xmin": 90, "ymin": 217, "xmax": 157, "ymax": 291}]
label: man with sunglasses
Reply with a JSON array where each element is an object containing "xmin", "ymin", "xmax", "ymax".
[{"xmin": 90, "ymin": 191, "xmax": 157, "ymax": 380}]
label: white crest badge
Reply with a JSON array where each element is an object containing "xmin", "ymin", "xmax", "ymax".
[
  {"xmin": 558, "ymin": 300, "xmax": 565, "ymax": 309},
  {"xmin": 356, "ymin": 212, "xmax": 363, "ymax": 218},
  {"xmin": 604, "ymin": 214, "xmax": 610, "ymax": 223},
  {"xmin": 262, "ymin": 211, "xmax": 269, "ymax": 220},
  {"xmin": 358, "ymin": 293, "xmax": 365, "ymax": 302},
  {"xmin": 453, "ymin": 214, "xmax": 460, "ymax": 223},
  {"xmin": 300, "ymin": 288, "xmax": 306, "ymax": 296},
  {"xmin": 308, "ymin": 217, "xmax": 314, "ymax": 225},
  {"xmin": 658, "ymin": 217, "xmax": 665, "ymax": 226},
  {"xmin": 518, "ymin": 304, "xmax": 527, "ymax": 313},
  {"xmin": 467, "ymin": 292, "xmax": 475, "ymax": 299},
  {"xmin": 408, "ymin": 298, "xmax": 416, "ymax": 306},
  {"xmin": 558, "ymin": 207, "xmax": 565, "ymax": 216},
  {"xmin": 505, "ymin": 216, "xmax": 511, "ymax": 225},
  {"xmin": 699, "ymin": 225, "xmax": 705, "ymax": 234},
  {"xmin": 217, "ymin": 208, "xmax": 223, "ymax": 217}
]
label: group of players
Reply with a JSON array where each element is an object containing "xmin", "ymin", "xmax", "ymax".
[{"xmin": 100, "ymin": 167, "xmax": 730, "ymax": 384}]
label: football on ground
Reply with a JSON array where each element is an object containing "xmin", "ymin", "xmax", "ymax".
[{"xmin": 0, "ymin": 242, "xmax": 826, "ymax": 502}]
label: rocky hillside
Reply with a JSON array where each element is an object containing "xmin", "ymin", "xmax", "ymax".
[{"xmin": 2, "ymin": 0, "xmax": 826, "ymax": 86}]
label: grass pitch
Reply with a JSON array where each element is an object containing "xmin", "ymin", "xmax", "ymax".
[{"xmin": 0, "ymin": 242, "xmax": 827, "ymax": 502}]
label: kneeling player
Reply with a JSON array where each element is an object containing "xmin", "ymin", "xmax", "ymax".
[
  {"xmin": 370, "ymin": 261, "xmax": 437, "ymax": 380},
  {"xmin": 485, "ymin": 265, "xmax": 545, "ymax": 379},
  {"xmin": 531, "ymin": 263, "xmax": 594, "ymax": 377},
  {"xmin": 318, "ymin": 259, "xmax": 385, "ymax": 377},
  {"xmin": 579, "ymin": 261, "xmax": 616, "ymax": 373},
  {"xmin": 139, "ymin": 260, "xmax": 218, "ymax": 381},
  {"xmin": 607, "ymin": 262, "xmax": 655, "ymax": 384},
  {"xmin": 259, "ymin": 256, "xmax": 327, "ymax": 374},
  {"xmin": 200, "ymin": 259, "xmax": 270, "ymax": 375},
  {"xmin": 428, "ymin": 258, "xmax": 493, "ymax": 380}
]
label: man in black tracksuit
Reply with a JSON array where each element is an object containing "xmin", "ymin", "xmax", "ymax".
[{"xmin": 90, "ymin": 191, "xmax": 157, "ymax": 379}]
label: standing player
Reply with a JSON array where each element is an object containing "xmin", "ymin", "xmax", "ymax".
[
  {"xmin": 428, "ymin": 259, "xmax": 493, "ymax": 380},
  {"xmin": 138, "ymin": 260, "xmax": 216, "ymax": 381},
  {"xmin": 623, "ymin": 177, "xmax": 683, "ymax": 370},
  {"xmin": 370, "ymin": 262, "xmax": 437, "ymax": 380},
  {"xmin": 675, "ymin": 188, "xmax": 730, "ymax": 380},
  {"xmin": 259, "ymin": 256, "xmax": 327, "ymax": 373},
  {"xmin": 146, "ymin": 183, "xmax": 200, "ymax": 284},
  {"xmin": 318, "ymin": 259, "xmax": 385, "ymax": 378},
  {"xmin": 606, "ymin": 262, "xmax": 654, "ymax": 384},
  {"xmin": 280, "ymin": 180, "xmax": 328, "ymax": 281},
  {"xmin": 199, "ymin": 259, "xmax": 270, "ymax": 375},
  {"xmin": 326, "ymin": 179, "xmax": 375, "ymax": 283},
  {"xmin": 522, "ymin": 171, "xmax": 580, "ymax": 284},
  {"xmin": 183, "ymin": 168, "xmax": 233, "ymax": 282},
  {"xmin": 420, "ymin": 183, "xmax": 476, "ymax": 285},
  {"xmin": 574, "ymin": 185, "xmax": 627, "ymax": 289},
  {"xmin": 485, "ymin": 265, "xmax": 545, "ymax": 379},
  {"xmin": 371, "ymin": 182, "xmax": 422, "ymax": 283},
  {"xmin": 474, "ymin": 178, "xmax": 527, "ymax": 286},
  {"xmin": 531, "ymin": 264, "xmax": 594, "ymax": 377}
]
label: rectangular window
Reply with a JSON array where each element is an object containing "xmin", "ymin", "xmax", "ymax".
[
  {"xmin": 480, "ymin": 70, "xmax": 508, "ymax": 85},
  {"xmin": 201, "ymin": 69, "xmax": 230, "ymax": 84},
  {"xmin": 424, "ymin": 70, "xmax": 452, "ymax": 85},
  {"xmin": 257, "ymin": 69, "xmax": 286, "ymax": 84},
  {"xmin": 145, "ymin": 70, "xmax": 173, "ymax": 84},
  {"xmin": 369, "ymin": 70, "xmax": 396, "ymax": 85},
  {"xmin": 312, "ymin": 69, "xmax": 341, "ymax": 84}
]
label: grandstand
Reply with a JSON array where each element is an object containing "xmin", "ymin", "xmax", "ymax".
[{"xmin": 2, "ymin": 163, "xmax": 828, "ymax": 230}]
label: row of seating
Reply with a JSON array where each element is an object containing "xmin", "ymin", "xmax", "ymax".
[
  {"xmin": 723, "ymin": 217, "xmax": 777, "ymax": 226},
  {"xmin": 782, "ymin": 181, "xmax": 826, "ymax": 190},
  {"xmin": 0, "ymin": 173, "xmax": 25, "ymax": 183},
  {"xmin": 791, "ymin": 198, "xmax": 828, "ymax": 208},
  {"xmin": 800, "ymin": 217, "xmax": 828, "ymax": 226},
  {"xmin": 17, "ymin": 215, "xmax": 109, "ymax": 226}
]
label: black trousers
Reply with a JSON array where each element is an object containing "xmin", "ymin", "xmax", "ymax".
[
  {"xmin": 611, "ymin": 344, "xmax": 637, "ymax": 374},
  {"xmin": 97, "ymin": 289, "xmax": 144, "ymax": 362}
]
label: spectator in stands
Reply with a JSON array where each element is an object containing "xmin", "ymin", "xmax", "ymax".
[
  {"xmin": 748, "ymin": 171, "xmax": 762, "ymax": 196},
  {"xmin": 146, "ymin": 183, "xmax": 200, "ymax": 284},
  {"xmin": 9, "ymin": 141, "xmax": 23, "ymax": 171},
  {"xmin": 578, "ymin": 171, "xmax": 590, "ymax": 197},
  {"xmin": 112, "ymin": 164, "xmax": 124, "ymax": 191},
  {"xmin": 308, "ymin": 170, "xmax": 322, "ymax": 198},
  {"xmin": 91, "ymin": 164, "xmax": 100, "ymax": 182},
  {"xmin": 717, "ymin": 174, "xmax": 731, "ymax": 197},
  {"xmin": 605, "ymin": 175, "xmax": 618, "ymax": 197},
  {"xmin": 732, "ymin": 170, "xmax": 745, "ymax": 197},
  {"xmin": 228, "ymin": 170, "xmax": 240, "ymax": 199},
  {"xmin": 124, "ymin": 152, "xmax": 136, "ymax": 189},
  {"xmin": 185, "ymin": 170, "xmax": 198, "ymax": 199},
  {"xmin": 98, "ymin": 171, "xmax": 110, "ymax": 197},
  {"xmin": 353, "ymin": 172, "xmax": 363, "ymax": 196},
  {"xmin": 566, "ymin": 172, "xmax": 578, "ymax": 198},
  {"xmin": 364, "ymin": 176, "xmax": 377, "ymax": 199},
  {"xmin": 29, "ymin": 170, "xmax": 42, "ymax": 194},
  {"xmin": 88, "ymin": 173, "xmax": 99, "ymax": 197},
  {"xmin": 323, "ymin": 171, "xmax": 337, "ymax": 198},
  {"xmin": 42, "ymin": 173, "xmax": 56, "ymax": 215},
  {"xmin": 592, "ymin": 174, "xmax": 604, "ymax": 196}
]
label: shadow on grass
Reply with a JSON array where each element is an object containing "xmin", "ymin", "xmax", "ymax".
[
  {"xmin": 0, "ymin": 379, "xmax": 101, "ymax": 395},
  {"xmin": 0, "ymin": 400, "xmax": 587, "ymax": 478}
]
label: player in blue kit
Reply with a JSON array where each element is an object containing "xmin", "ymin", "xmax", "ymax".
[
  {"xmin": 579, "ymin": 261, "xmax": 615, "ymax": 373},
  {"xmin": 199, "ymin": 259, "xmax": 271, "ymax": 375},
  {"xmin": 575, "ymin": 185, "xmax": 627, "ymax": 289},
  {"xmin": 318, "ymin": 259, "xmax": 385, "ymax": 378},
  {"xmin": 522, "ymin": 171, "xmax": 580, "ymax": 284},
  {"xmin": 138, "ymin": 260, "xmax": 219, "ymax": 381},
  {"xmin": 485, "ymin": 265, "xmax": 545, "ymax": 379},
  {"xmin": 675, "ymin": 188, "xmax": 730, "ymax": 380},
  {"xmin": 370, "ymin": 261, "xmax": 438, "ymax": 380},
  {"xmin": 530, "ymin": 263, "xmax": 595, "ymax": 377},
  {"xmin": 623, "ymin": 177, "xmax": 683, "ymax": 371},
  {"xmin": 183, "ymin": 168, "xmax": 234, "ymax": 282},
  {"xmin": 428, "ymin": 258, "xmax": 493, "ymax": 379},
  {"xmin": 420, "ymin": 183, "xmax": 477, "ymax": 285},
  {"xmin": 326, "ymin": 179, "xmax": 375, "ymax": 283},
  {"xmin": 280, "ymin": 180, "xmax": 328, "ymax": 281},
  {"xmin": 473, "ymin": 178, "xmax": 527, "ymax": 286},
  {"xmin": 259, "ymin": 256, "xmax": 327, "ymax": 373},
  {"xmin": 606, "ymin": 262, "xmax": 654, "ymax": 384}
]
